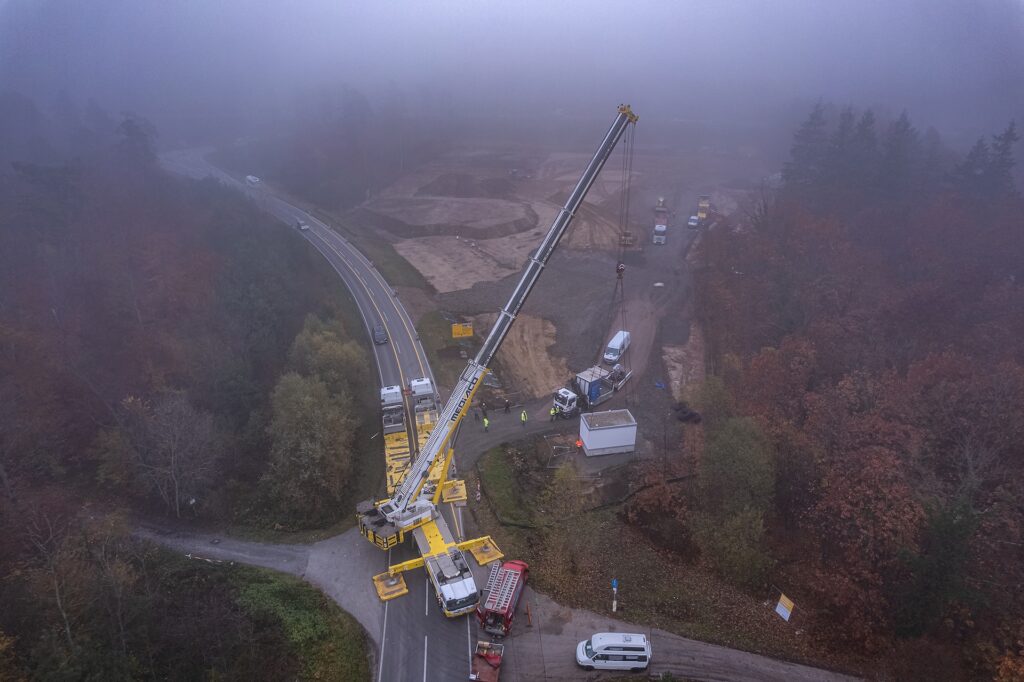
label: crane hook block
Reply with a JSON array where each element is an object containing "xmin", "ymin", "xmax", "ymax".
[{"xmin": 616, "ymin": 263, "xmax": 626, "ymax": 278}]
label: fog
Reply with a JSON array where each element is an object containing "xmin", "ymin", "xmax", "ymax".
[{"xmin": 1, "ymin": 0, "xmax": 1021, "ymax": 148}]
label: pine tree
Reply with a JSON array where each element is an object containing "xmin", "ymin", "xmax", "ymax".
[
  {"xmin": 951, "ymin": 138, "xmax": 991, "ymax": 197},
  {"xmin": 783, "ymin": 102, "xmax": 829, "ymax": 196},
  {"xmin": 986, "ymin": 121, "xmax": 1019, "ymax": 197},
  {"xmin": 878, "ymin": 110, "xmax": 921, "ymax": 201}
]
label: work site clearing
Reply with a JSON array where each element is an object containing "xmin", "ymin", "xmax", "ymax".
[{"xmin": 329, "ymin": 116, "xmax": 866, "ymax": 679}]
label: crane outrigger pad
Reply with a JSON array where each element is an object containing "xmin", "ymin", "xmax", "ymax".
[
  {"xmin": 441, "ymin": 479, "xmax": 468, "ymax": 504},
  {"xmin": 372, "ymin": 571, "xmax": 409, "ymax": 601},
  {"xmin": 461, "ymin": 536, "xmax": 504, "ymax": 565}
]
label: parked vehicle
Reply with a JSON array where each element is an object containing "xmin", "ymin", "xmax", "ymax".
[
  {"xmin": 552, "ymin": 364, "xmax": 631, "ymax": 415},
  {"xmin": 476, "ymin": 560, "xmax": 529, "ymax": 637},
  {"xmin": 469, "ymin": 641, "xmax": 504, "ymax": 681},
  {"xmin": 687, "ymin": 215, "xmax": 699, "ymax": 228},
  {"xmin": 575, "ymin": 632, "xmax": 651, "ymax": 672},
  {"xmin": 603, "ymin": 330, "xmax": 631, "ymax": 364},
  {"xmin": 652, "ymin": 223, "xmax": 667, "ymax": 244}
]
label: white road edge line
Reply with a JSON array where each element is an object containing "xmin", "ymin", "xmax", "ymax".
[
  {"xmin": 423, "ymin": 635, "xmax": 428, "ymax": 682},
  {"xmin": 425, "ymin": 576, "xmax": 430, "ymax": 616},
  {"xmin": 466, "ymin": 616, "xmax": 472, "ymax": 677},
  {"xmin": 378, "ymin": 549, "xmax": 390, "ymax": 682}
]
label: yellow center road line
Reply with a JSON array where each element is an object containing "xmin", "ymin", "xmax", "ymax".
[
  {"xmin": 318, "ymin": 229, "xmax": 428, "ymax": 379},
  {"xmin": 313, "ymin": 231, "xmax": 408, "ymax": 390},
  {"xmin": 313, "ymin": 232, "xmax": 422, "ymax": 455}
]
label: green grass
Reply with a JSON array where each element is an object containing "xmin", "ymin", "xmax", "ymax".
[
  {"xmin": 416, "ymin": 310, "xmax": 478, "ymax": 391},
  {"xmin": 477, "ymin": 447, "xmax": 533, "ymax": 526},
  {"xmin": 232, "ymin": 566, "xmax": 370, "ymax": 681}
]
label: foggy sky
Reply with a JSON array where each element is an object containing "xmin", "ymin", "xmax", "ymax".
[{"xmin": 1, "ymin": 0, "xmax": 1021, "ymax": 146}]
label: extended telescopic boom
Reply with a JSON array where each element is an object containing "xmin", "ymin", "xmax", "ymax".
[{"xmin": 372, "ymin": 104, "xmax": 638, "ymax": 530}]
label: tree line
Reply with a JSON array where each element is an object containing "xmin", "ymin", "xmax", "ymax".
[
  {"xmin": 0, "ymin": 96, "xmax": 374, "ymax": 675},
  {"xmin": 631, "ymin": 105, "xmax": 1022, "ymax": 680}
]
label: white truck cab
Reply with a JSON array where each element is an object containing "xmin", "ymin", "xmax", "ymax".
[
  {"xmin": 576, "ymin": 632, "xmax": 651, "ymax": 672},
  {"xmin": 652, "ymin": 224, "xmax": 667, "ymax": 244}
]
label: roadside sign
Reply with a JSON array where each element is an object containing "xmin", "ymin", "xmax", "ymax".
[
  {"xmin": 452, "ymin": 323, "xmax": 474, "ymax": 338},
  {"xmin": 775, "ymin": 593, "xmax": 794, "ymax": 622},
  {"xmin": 611, "ymin": 578, "xmax": 618, "ymax": 592}
]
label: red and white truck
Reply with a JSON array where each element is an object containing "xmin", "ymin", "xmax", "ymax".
[{"xmin": 476, "ymin": 560, "xmax": 529, "ymax": 637}]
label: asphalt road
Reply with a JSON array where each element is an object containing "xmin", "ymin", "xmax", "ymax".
[{"xmin": 161, "ymin": 150, "xmax": 474, "ymax": 682}]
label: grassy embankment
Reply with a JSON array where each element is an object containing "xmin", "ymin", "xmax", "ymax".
[
  {"xmin": 230, "ymin": 562, "xmax": 371, "ymax": 681},
  {"xmin": 473, "ymin": 443, "xmax": 836, "ymax": 669}
]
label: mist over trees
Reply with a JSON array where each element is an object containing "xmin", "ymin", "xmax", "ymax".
[{"xmin": 674, "ymin": 105, "xmax": 1024, "ymax": 678}]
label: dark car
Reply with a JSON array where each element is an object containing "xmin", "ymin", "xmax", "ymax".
[{"xmin": 372, "ymin": 324, "xmax": 389, "ymax": 345}]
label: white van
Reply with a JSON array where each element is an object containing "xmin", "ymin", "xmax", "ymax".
[
  {"xmin": 575, "ymin": 632, "xmax": 651, "ymax": 672},
  {"xmin": 603, "ymin": 330, "xmax": 631, "ymax": 364}
]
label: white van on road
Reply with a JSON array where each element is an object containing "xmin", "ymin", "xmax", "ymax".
[
  {"xmin": 576, "ymin": 632, "xmax": 651, "ymax": 672},
  {"xmin": 603, "ymin": 330, "xmax": 631, "ymax": 364}
]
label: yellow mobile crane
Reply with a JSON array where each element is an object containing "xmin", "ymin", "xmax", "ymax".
[{"xmin": 357, "ymin": 104, "xmax": 639, "ymax": 616}]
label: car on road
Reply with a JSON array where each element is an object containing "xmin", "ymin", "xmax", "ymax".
[
  {"xmin": 687, "ymin": 215, "xmax": 699, "ymax": 228},
  {"xmin": 296, "ymin": 219, "xmax": 309, "ymax": 231},
  {"xmin": 576, "ymin": 632, "xmax": 651, "ymax": 672},
  {"xmin": 372, "ymin": 324, "xmax": 389, "ymax": 345}
]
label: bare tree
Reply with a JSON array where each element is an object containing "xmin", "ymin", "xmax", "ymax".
[
  {"xmin": 26, "ymin": 514, "xmax": 77, "ymax": 651},
  {"xmin": 137, "ymin": 392, "xmax": 217, "ymax": 518}
]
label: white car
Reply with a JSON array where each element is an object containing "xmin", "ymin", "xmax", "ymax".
[
  {"xmin": 296, "ymin": 219, "xmax": 310, "ymax": 231},
  {"xmin": 576, "ymin": 632, "xmax": 651, "ymax": 672},
  {"xmin": 687, "ymin": 215, "xmax": 700, "ymax": 228}
]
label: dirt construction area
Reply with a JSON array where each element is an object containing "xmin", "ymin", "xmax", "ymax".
[{"xmin": 355, "ymin": 129, "xmax": 777, "ymax": 423}]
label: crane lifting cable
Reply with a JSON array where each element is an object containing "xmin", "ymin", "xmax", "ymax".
[{"xmin": 610, "ymin": 121, "xmax": 636, "ymax": 407}]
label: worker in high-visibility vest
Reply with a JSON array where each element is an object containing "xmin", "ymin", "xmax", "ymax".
[
  {"xmin": 520, "ymin": 410, "xmax": 528, "ymax": 426},
  {"xmin": 483, "ymin": 416, "xmax": 490, "ymax": 432},
  {"xmin": 549, "ymin": 407, "xmax": 557, "ymax": 422}
]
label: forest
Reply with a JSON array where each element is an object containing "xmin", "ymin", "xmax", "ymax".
[
  {"xmin": 0, "ymin": 94, "xmax": 372, "ymax": 677},
  {"xmin": 631, "ymin": 106, "xmax": 1023, "ymax": 679}
]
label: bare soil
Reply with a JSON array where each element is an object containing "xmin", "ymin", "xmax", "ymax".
[
  {"xmin": 663, "ymin": 323, "xmax": 707, "ymax": 402},
  {"xmin": 471, "ymin": 313, "xmax": 569, "ymax": 399}
]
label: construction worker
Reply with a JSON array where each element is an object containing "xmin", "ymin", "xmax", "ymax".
[
  {"xmin": 575, "ymin": 438, "xmax": 583, "ymax": 453},
  {"xmin": 504, "ymin": 399, "xmax": 511, "ymax": 414},
  {"xmin": 520, "ymin": 409, "xmax": 528, "ymax": 427},
  {"xmin": 549, "ymin": 406, "xmax": 557, "ymax": 422},
  {"xmin": 483, "ymin": 416, "xmax": 490, "ymax": 432}
]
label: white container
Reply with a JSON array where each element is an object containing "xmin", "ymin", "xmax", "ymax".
[{"xmin": 580, "ymin": 409, "xmax": 636, "ymax": 456}]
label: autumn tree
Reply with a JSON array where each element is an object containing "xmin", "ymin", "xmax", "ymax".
[
  {"xmin": 96, "ymin": 392, "xmax": 219, "ymax": 517},
  {"xmin": 261, "ymin": 373, "xmax": 357, "ymax": 526},
  {"xmin": 692, "ymin": 418, "xmax": 776, "ymax": 587}
]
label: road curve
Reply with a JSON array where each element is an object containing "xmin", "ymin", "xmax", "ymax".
[{"xmin": 161, "ymin": 149, "xmax": 469, "ymax": 682}]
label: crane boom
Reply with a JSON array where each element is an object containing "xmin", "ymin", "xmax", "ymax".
[{"xmin": 367, "ymin": 105, "xmax": 637, "ymax": 533}]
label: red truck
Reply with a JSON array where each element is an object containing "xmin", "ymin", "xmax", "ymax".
[
  {"xmin": 469, "ymin": 641, "xmax": 504, "ymax": 682},
  {"xmin": 476, "ymin": 560, "xmax": 529, "ymax": 637}
]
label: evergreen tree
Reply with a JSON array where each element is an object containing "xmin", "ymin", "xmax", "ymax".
[
  {"xmin": 985, "ymin": 121, "xmax": 1019, "ymax": 197},
  {"xmin": 951, "ymin": 138, "xmax": 991, "ymax": 197},
  {"xmin": 879, "ymin": 110, "xmax": 921, "ymax": 201},
  {"xmin": 850, "ymin": 109, "xmax": 879, "ymax": 190},
  {"xmin": 783, "ymin": 102, "xmax": 829, "ymax": 196}
]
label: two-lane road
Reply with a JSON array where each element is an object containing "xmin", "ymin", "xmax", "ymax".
[{"xmin": 162, "ymin": 149, "xmax": 472, "ymax": 681}]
